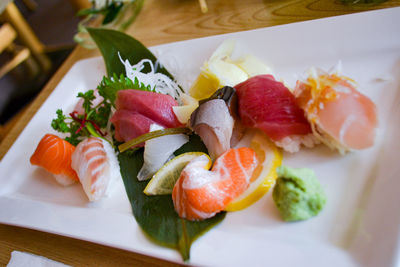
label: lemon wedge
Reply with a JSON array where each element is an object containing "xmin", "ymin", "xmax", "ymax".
[
  {"xmin": 189, "ymin": 70, "xmax": 221, "ymax": 100},
  {"xmin": 189, "ymin": 40, "xmax": 273, "ymax": 100},
  {"xmin": 144, "ymin": 152, "xmax": 211, "ymax": 195},
  {"xmin": 172, "ymin": 93, "xmax": 199, "ymax": 124},
  {"xmin": 235, "ymin": 55, "xmax": 274, "ymax": 77},
  {"xmin": 225, "ymin": 131, "xmax": 282, "ymax": 211}
]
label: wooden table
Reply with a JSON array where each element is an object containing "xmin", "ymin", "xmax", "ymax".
[{"xmin": 1, "ymin": 0, "xmax": 399, "ymax": 265}]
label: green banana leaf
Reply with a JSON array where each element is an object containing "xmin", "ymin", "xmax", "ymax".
[{"xmin": 87, "ymin": 28, "xmax": 226, "ymax": 261}]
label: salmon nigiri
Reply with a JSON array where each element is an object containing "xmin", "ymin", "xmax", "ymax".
[
  {"xmin": 172, "ymin": 147, "xmax": 258, "ymax": 221},
  {"xmin": 71, "ymin": 137, "xmax": 121, "ymax": 201},
  {"xmin": 294, "ymin": 68, "xmax": 377, "ymax": 153},
  {"xmin": 30, "ymin": 134, "xmax": 79, "ymax": 186}
]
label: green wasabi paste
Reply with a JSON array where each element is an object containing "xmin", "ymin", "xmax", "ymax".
[{"xmin": 272, "ymin": 166, "xmax": 326, "ymax": 222}]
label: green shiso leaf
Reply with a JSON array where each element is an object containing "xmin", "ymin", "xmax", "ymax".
[
  {"xmin": 97, "ymin": 73, "xmax": 153, "ymax": 105},
  {"xmin": 87, "ymin": 28, "xmax": 225, "ymax": 261},
  {"xmin": 119, "ymin": 135, "xmax": 225, "ymax": 261},
  {"xmin": 86, "ymin": 27, "xmax": 173, "ymax": 79}
]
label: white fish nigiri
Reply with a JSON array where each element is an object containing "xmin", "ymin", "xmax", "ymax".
[
  {"xmin": 294, "ymin": 67, "xmax": 377, "ymax": 153},
  {"xmin": 71, "ymin": 137, "xmax": 121, "ymax": 201},
  {"xmin": 137, "ymin": 124, "xmax": 189, "ymax": 181}
]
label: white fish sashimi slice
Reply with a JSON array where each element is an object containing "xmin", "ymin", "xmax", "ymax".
[
  {"xmin": 137, "ymin": 124, "xmax": 189, "ymax": 181},
  {"xmin": 190, "ymin": 99, "xmax": 234, "ymax": 160},
  {"xmin": 71, "ymin": 137, "xmax": 121, "ymax": 201}
]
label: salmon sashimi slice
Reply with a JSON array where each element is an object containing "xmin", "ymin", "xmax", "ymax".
[
  {"xmin": 172, "ymin": 147, "xmax": 258, "ymax": 221},
  {"xmin": 30, "ymin": 134, "xmax": 79, "ymax": 186},
  {"xmin": 71, "ymin": 137, "xmax": 120, "ymax": 201},
  {"xmin": 294, "ymin": 69, "xmax": 377, "ymax": 153}
]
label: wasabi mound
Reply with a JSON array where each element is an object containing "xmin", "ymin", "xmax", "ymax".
[{"xmin": 273, "ymin": 166, "xmax": 326, "ymax": 221}]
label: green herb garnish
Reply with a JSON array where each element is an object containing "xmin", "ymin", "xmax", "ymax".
[
  {"xmin": 51, "ymin": 89, "xmax": 112, "ymax": 145},
  {"xmin": 51, "ymin": 72, "xmax": 155, "ymax": 145},
  {"xmin": 97, "ymin": 73, "xmax": 153, "ymax": 105}
]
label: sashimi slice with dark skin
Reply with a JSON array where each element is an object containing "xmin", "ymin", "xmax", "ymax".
[
  {"xmin": 235, "ymin": 75, "xmax": 312, "ymax": 141},
  {"xmin": 110, "ymin": 110, "xmax": 156, "ymax": 143},
  {"xmin": 116, "ymin": 90, "xmax": 182, "ymax": 128}
]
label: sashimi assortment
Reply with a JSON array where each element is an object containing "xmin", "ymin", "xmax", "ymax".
[{"xmin": 29, "ymin": 36, "xmax": 378, "ymax": 261}]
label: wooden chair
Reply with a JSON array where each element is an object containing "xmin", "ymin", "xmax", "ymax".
[
  {"xmin": 1, "ymin": 2, "xmax": 51, "ymax": 74},
  {"xmin": 0, "ymin": 23, "xmax": 31, "ymax": 79}
]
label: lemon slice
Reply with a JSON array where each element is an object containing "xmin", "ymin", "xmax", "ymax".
[
  {"xmin": 189, "ymin": 40, "xmax": 273, "ymax": 100},
  {"xmin": 225, "ymin": 131, "xmax": 282, "ymax": 211},
  {"xmin": 189, "ymin": 69, "xmax": 221, "ymax": 100},
  {"xmin": 172, "ymin": 93, "xmax": 199, "ymax": 124},
  {"xmin": 144, "ymin": 152, "xmax": 211, "ymax": 195}
]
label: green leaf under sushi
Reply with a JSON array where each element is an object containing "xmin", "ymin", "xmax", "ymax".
[
  {"xmin": 86, "ymin": 27, "xmax": 173, "ymax": 79},
  {"xmin": 88, "ymin": 28, "xmax": 225, "ymax": 261},
  {"xmin": 118, "ymin": 135, "xmax": 226, "ymax": 261}
]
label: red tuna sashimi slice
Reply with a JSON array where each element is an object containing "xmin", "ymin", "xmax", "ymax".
[
  {"xmin": 116, "ymin": 90, "xmax": 182, "ymax": 128},
  {"xmin": 235, "ymin": 75, "xmax": 311, "ymax": 141},
  {"xmin": 110, "ymin": 110, "xmax": 156, "ymax": 143}
]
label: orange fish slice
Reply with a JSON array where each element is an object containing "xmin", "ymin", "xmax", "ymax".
[
  {"xmin": 172, "ymin": 147, "xmax": 258, "ymax": 221},
  {"xmin": 30, "ymin": 134, "xmax": 79, "ymax": 186}
]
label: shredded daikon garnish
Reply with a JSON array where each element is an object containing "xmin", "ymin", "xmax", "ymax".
[{"xmin": 118, "ymin": 53, "xmax": 182, "ymax": 99}]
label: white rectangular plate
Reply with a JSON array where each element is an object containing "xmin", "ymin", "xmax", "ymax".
[{"xmin": 1, "ymin": 7, "xmax": 400, "ymax": 267}]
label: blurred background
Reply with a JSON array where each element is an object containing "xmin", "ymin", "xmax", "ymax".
[{"xmin": 0, "ymin": 0, "xmax": 82, "ymax": 139}]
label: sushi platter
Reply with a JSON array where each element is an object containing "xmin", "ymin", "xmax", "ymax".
[{"xmin": 0, "ymin": 7, "xmax": 400, "ymax": 267}]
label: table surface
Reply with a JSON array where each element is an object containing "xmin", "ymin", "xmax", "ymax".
[{"xmin": 1, "ymin": 0, "xmax": 400, "ymax": 265}]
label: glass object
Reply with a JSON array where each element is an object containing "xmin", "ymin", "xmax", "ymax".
[{"xmin": 74, "ymin": 0, "xmax": 144, "ymax": 49}]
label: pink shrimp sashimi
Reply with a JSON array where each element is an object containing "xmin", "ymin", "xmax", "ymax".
[
  {"xmin": 294, "ymin": 69, "xmax": 377, "ymax": 153},
  {"xmin": 30, "ymin": 134, "xmax": 79, "ymax": 186},
  {"xmin": 172, "ymin": 147, "xmax": 258, "ymax": 221},
  {"xmin": 235, "ymin": 75, "xmax": 317, "ymax": 152},
  {"xmin": 74, "ymin": 89, "xmax": 104, "ymax": 115},
  {"xmin": 71, "ymin": 137, "xmax": 121, "ymax": 201}
]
